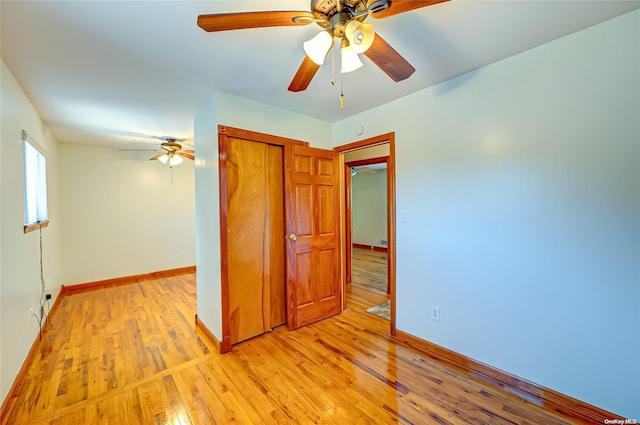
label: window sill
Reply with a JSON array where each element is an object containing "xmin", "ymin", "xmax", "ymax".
[{"xmin": 24, "ymin": 220, "xmax": 49, "ymax": 234}]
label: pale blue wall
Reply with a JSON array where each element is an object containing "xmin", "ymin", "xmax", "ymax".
[
  {"xmin": 334, "ymin": 10, "xmax": 639, "ymax": 418},
  {"xmin": 217, "ymin": 92, "xmax": 332, "ymax": 150},
  {"xmin": 194, "ymin": 92, "xmax": 222, "ymax": 337}
]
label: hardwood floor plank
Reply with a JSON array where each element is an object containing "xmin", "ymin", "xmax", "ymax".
[
  {"xmin": 346, "ymin": 282, "xmax": 389, "ymax": 312},
  {"xmin": 2, "ymin": 273, "xmax": 581, "ymax": 425},
  {"xmin": 351, "ymin": 247, "xmax": 388, "ymax": 293}
]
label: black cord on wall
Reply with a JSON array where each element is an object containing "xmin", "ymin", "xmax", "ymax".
[{"xmin": 35, "ymin": 225, "xmax": 52, "ymax": 339}]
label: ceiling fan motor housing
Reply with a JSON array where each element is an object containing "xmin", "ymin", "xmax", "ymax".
[
  {"xmin": 311, "ymin": 0, "xmax": 370, "ymax": 36},
  {"xmin": 161, "ymin": 138, "xmax": 182, "ymax": 152}
]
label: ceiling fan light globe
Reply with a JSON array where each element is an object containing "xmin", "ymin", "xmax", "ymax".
[
  {"xmin": 340, "ymin": 45, "xmax": 363, "ymax": 73},
  {"xmin": 169, "ymin": 155, "xmax": 184, "ymax": 166},
  {"xmin": 158, "ymin": 153, "xmax": 169, "ymax": 164},
  {"xmin": 345, "ymin": 21, "xmax": 374, "ymax": 54},
  {"xmin": 303, "ymin": 30, "xmax": 333, "ymax": 65}
]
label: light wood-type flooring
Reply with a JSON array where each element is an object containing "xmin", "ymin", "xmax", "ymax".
[
  {"xmin": 1, "ymin": 273, "xmax": 578, "ymax": 425},
  {"xmin": 351, "ymin": 247, "xmax": 388, "ymax": 294}
]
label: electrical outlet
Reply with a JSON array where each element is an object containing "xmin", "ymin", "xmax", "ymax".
[
  {"xmin": 179, "ymin": 250, "xmax": 185, "ymax": 258},
  {"xmin": 380, "ymin": 239, "xmax": 387, "ymax": 246},
  {"xmin": 400, "ymin": 210, "xmax": 407, "ymax": 222},
  {"xmin": 431, "ymin": 305, "xmax": 440, "ymax": 322}
]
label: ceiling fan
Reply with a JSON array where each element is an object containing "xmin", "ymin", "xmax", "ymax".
[
  {"xmin": 148, "ymin": 138, "xmax": 194, "ymax": 166},
  {"xmin": 197, "ymin": 0, "xmax": 449, "ymax": 93},
  {"xmin": 351, "ymin": 165, "xmax": 378, "ymax": 176}
]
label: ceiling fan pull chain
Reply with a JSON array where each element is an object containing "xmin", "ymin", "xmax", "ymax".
[
  {"xmin": 340, "ymin": 73, "xmax": 345, "ymax": 110},
  {"xmin": 331, "ymin": 45, "xmax": 336, "ymax": 86}
]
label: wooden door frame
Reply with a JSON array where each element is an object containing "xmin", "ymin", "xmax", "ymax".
[
  {"xmin": 218, "ymin": 125, "xmax": 307, "ymax": 353},
  {"xmin": 344, "ymin": 156, "xmax": 389, "ymax": 288},
  {"xmin": 334, "ymin": 132, "xmax": 397, "ymax": 336}
]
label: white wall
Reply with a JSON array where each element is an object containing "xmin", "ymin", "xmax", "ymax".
[
  {"xmin": 333, "ymin": 10, "xmax": 640, "ymax": 418},
  {"xmin": 217, "ymin": 92, "xmax": 333, "ymax": 150},
  {"xmin": 352, "ymin": 170, "xmax": 387, "ymax": 247},
  {"xmin": 1, "ymin": 60, "xmax": 62, "ymax": 401},
  {"xmin": 58, "ymin": 143, "xmax": 196, "ymax": 284},
  {"xmin": 194, "ymin": 91, "xmax": 332, "ymax": 339},
  {"xmin": 194, "ymin": 92, "xmax": 221, "ymax": 337}
]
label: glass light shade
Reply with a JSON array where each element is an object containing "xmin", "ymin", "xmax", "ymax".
[
  {"xmin": 345, "ymin": 21, "xmax": 374, "ymax": 54},
  {"xmin": 340, "ymin": 45, "xmax": 363, "ymax": 73},
  {"xmin": 169, "ymin": 154, "xmax": 183, "ymax": 166},
  {"xmin": 303, "ymin": 31, "xmax": 333, "ymax": 65},
  {"xmin": 158, "ymin": 153, "xmax": 169, "ymax": 164}
]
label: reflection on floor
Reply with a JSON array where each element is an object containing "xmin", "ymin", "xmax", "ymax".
[{"xmin": 351, "ymin": 247, "xmax": 388, "ymax": 294}]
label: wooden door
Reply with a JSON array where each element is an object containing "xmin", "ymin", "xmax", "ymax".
[
  {"xmin": 285, "ymin": 145, "xmax": 341, "ymax": 329},
  {"xmin": 226, "ymin": 137, "xmax": 286, "ymax": 344}
]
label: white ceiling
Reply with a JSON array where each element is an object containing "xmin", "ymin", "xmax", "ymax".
[{"xmin": 2, "ymin": 1, "xmax": 638, "ymax": 150}]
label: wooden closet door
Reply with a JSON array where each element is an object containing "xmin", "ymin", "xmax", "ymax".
[
  {"xmin": 268, "ymin": 145, "xmax": 287, "ymax": 328},
  {"xmin": 226, "ymin": 138, "xmax": 285, "ymax": 344}
]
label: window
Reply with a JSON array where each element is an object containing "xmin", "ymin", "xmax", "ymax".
[{"xmin": 23, "ymin": 130, "xmax": 49, "ymax": 233}]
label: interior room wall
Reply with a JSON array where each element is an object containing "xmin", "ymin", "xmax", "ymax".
[
  {"xmin": 332, "ymin": 10, "xmax": 639, "ymax": 418},
  {"xmin": 194, "ymin": 91, "xmax": 333, "ymax": 339},
  {"xmin": 58, "ymin": 143, "xmax": 196, "ymax": 285},
  {"xmin": 1, "ymin": 60, "xmax": 62, "ymax": 401},
  {"xmin": 352, "ymin": 170, "xmax": 387, "ymax": 248},
  {"xmin": 216, "ymin": 92, "xmax": 333, "ymax": 150},
  {"xmin": 194, "ymin": 91, "xmax": 221, "ymax": 338}
]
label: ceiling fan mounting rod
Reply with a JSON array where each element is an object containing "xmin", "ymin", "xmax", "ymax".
[{"xmin": 330, "ymin": 12, "xmax": 349, "ymax": 37}]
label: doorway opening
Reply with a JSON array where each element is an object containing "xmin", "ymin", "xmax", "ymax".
[
  {"xmin": 347, "ymin": 159, "xmax": 388, "ymax": 292},
  {"xmin": 334, "ymin": 132, "xmax": 396, "ymax": 335}
]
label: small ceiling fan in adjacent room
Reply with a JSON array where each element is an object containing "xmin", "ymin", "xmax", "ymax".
[
  {"xmin": 149, "ymin": 138, "xmax": 194, "ymax": 166},
  {"xmin": 197, "ymin": 0, "xmax": 449, "ymax": 96},
  {"xmin": 351, "ymin": 165, "xmax": 376, "ymax": 176}
]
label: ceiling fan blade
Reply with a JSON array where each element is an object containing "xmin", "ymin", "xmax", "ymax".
[
  {"xmin": 369, "ymin": 0, "xmax": 449, "ymax": 19},
  {"xmin": 119, "ymin": 149, "xmax": 159, "ymax": 152},
  {"xmin": 178, "ymin": 151, "xmax": 195, "ymax": 161},
  {"xmin": 288, "ymin": 56, "xmax": 321, "ymax": 92},
  {"xmin": 197, "ymin": 11, "xmax": 313, "ymax": 32},
  {"xmin": 364, "ymin": 34, "xmax": 415, "ymax": 82},
  {"xmin": 149, "ymin": 153, "xmax": 164, "ymax": 161}
]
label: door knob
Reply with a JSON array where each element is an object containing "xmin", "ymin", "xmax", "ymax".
[{"xmin": 286, "ymin": 234, "xmax": 297, "ymax": 241}]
